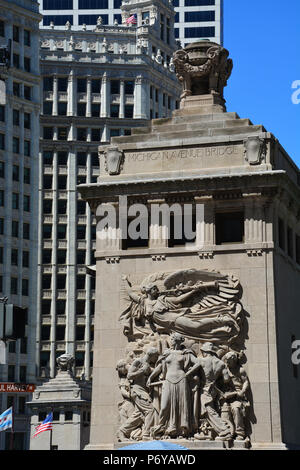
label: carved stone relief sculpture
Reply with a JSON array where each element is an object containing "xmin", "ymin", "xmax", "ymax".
[
  {"xmin": 244, "ymin": 136, "xmax": 266, "ymax": 165},
  {"xmin": 116, "ymin": 269, "xmax": 252, "ymax": 445}
]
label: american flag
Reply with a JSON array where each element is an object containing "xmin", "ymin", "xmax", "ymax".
[
  {"xmin": 126, "ymin": 13, "xmax": 137, "ymax": 25},
  {"xmin": 33, "ymin": 412, "xmax": 53, "ymax": 438}
]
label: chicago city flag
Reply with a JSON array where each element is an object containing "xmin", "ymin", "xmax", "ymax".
[{"xmin": 0, "ymin": 407, "xmax": 13, "ymax": 431}]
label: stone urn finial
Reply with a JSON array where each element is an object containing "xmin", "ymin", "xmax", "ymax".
[
  {"xmin": 173, "ymin": 41, "xmax": 233, "ymax": 110},
  {"xmin": 57, "ymin": 353, "xmax": 74, "ymax": 372}
]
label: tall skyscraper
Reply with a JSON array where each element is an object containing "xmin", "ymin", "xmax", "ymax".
[
  {"xmin": 39, "ymin": 0, "xmax": 223, "ymax": 46},
  {"xmin": 0, "ymin": 0, "xmax": 41, "ymax": 450},
  {"xmin": 37, "ymin": 0, "xmax": 181, "ymax": 383}
]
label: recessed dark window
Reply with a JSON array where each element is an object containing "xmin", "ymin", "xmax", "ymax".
[
  {"xmin": 24, "ymin": 168, "xmax": 30, "ymax": 185},
  {"xmin": 43, "ymin": 151, "xmax": 53, "ymax": 165},
  {"xmin": 58, "ymin": 152, "xmax": 68, "ymax": 165},
  {"xmin": 57, "ymin": 249, "xmax": 66, "ymax": 264},
  {"xmin": 42, "ymin": 274, "xmax": 52, "ymax": 289},
  {"xmin": 56, "ymin": 300, "xmax": 66, "ymax": 315},
  {"xmin": 91, "ymin": 104, "xmax": 100, "ymax": 117},
  {"xmin": 58, "ymin": 102, "xmax": 67, "ymax": 115},
  {"xmin": 91, "ymin": 79, "xmax": 100, "ymax": 93},
  {"xmin": 57, "ymin": 199, "xmax": 67, "ymax": 214},
  {"xmin": 77, "ymin": 78, "xmax": 87, "ymax": 93},
  {"xmin": 77, "ymin": 128, "xmax": 87, "ymax": 141},
  {"xmin": 43, "ymin": 77, "xmax": 53, "ymax": 92},
  {"xmin": 56, "ymin": 325, "xmax": 65, "ymax": 341},
  {"xmin": 77, "ymin": 103, "xmax": 86, "ymax": 116},
  {"xmin": 43, "ymin": 127, "xmax": 54, "ymax": 139},
  {"xmin": 76, "ymin": 275, "xmax": 85, "ymax": 290},
  {"xmin": 287, "ymin": 227, "xmax": 294, "ymax": 258},
  {"xmin": 42, "ymin": 249, "xmax": 51, "ymax": 264},
  {"xmin": 24, "ymin": 30, "xmax": 30, "ymax": 46},
  {"xmin": 296, "ymin": 235, "xmax": 300, "ymax": 265},
  {"xmin": 57, "ymin": 274, "xmax": 66, "ymax": 290},
  {"xmin": 110, "ymin": 80, "xmax": 120, "ymax": 95},
  {"xmin": 77, "ymin": 152, "xmax": 87, "ymax": 166},
  {"xmin": 41, "ymin": 325, "xmax": 51, "ymax": 341},
  {"xmin": 278, "ymin": 218, "xmax": 285, "ymax": 251},
  {"xmin": 76, "ymin": 300, "xmax": 85, "ymax": 315},
  {"xmin": 216, "ymin": 212, "xmax": 244, "ymax": 245},
  {"xmin": 43, "ymin": 101, "xmax": 53, "ymax": 115},
  {"xmin": 57, "ymin": 127, "xmax": 68, "ymax": 140},
  {"xmin": 65, "ymin": 410, "xmax": 73, "ymax": 421},
  {"xmin": 76, "ymin": 325, "xmax": 85, "ymax": 341},
  {"xmin": 77, "ymin": 225, "xmax": 86, "ymax": 239},
  {"xmin": 124, "ymin": 81, "xmax": 134, "ymax": 95},
  {"xmin": 24, "ymin": 57, "xmax": 31, "ymax": 73},
  {"xmin": 110, "ymin": 104, "xmax": 119, "ymax": 118},
  {"xmin": 57, "ymin": 224, "xmax": 67, "ymax": 239},
  {"xmin": 121, "ymin": 216, "xmax": 149, "ymax": 250},
  {"xmin": 41, "ymin": 300, "xmax": 51, "ymax": 315},
  {"xmin": 58, "ymin": 77, "xmax": 68, "ymax": 92}
]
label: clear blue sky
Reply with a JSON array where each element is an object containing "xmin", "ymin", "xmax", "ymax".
[{"xmin": 223, "ymin": 0, "xmax": 300, "ymax": 166}]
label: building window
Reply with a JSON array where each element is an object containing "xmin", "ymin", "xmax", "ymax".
[
  {"xmin": 58, "ymin": 151, "xmax": 68, "ymax": 165},
  {"xmin": 121, "ymin": 216, "xmax": 149, "ymax": 250},
  {"xmin": 24, "ymin": 86, "xmax": 31, "ymax": 101},
  {"xmin": 184, "ymin": 27, "xmax": 215, "ymax": 38},
  {"xmin": 43, "ymin": 0, "xmax": 73, "ymax": 8},
  {"xmin": 91, "ymin": 128, "xmax": 101, "ymax": 141},
  {"xmin": 57, "ymin": 127, "xmax": 68, "ymax": 140},
  {"xmin": 91, "ymin": 79, "xmax": 100, "ymax": 93},
  {"xmin": 24, "ymin": 140, "xmax": 31, "ymax": 157},
  {"xmin": 57, "ymin": 249, "xmax": 66, "ymax": 264},
  {"xmin": 77, "ymin": 152, "xmax": 87, "ymax": 166},
  {"xmin": 287, "ymin": 227, "xmax": 294, "ymax": 258},
  {"xmin": 57, "ymin": 274, "xmax": 66, "ymax": 290},
  {"xmin": 24, "ymin": 30, "xmax": 31, "ymax": 47},
  {"xmin": 91, "ymin": 104, "xmax": 100, "ymax": 117},
  {"xmin": 110, "ymin": 80, "xmax": 120, "ymax": 95},
  {"xmin": 78, "ymin": 14, "xmax": 108, "ymax": 25},
  {"xmin": 77, "ymin": 200, "xmax": 86, "ymax": 214},
  {"xmin": 278, "ymin": 218, "xmax": 285, "ymax": 250},
  {"xmin": 78, "ymin": 0, "xmax": 108, "ymax": 7},
  {"xmin": 77, "ymin": 225, "xmax": 86, "ymax": 239},
  {"xmin": 77, "ymin": 128, "xmax": 87, "ymax": 141},
  {"xmin": 12, "ymin": 220, "xmax": 19, "ymax": 237},
  {"xmin": 22, "ymin": 279, "xmax": 29, "ymax": 296},
  {"xmin": 56, "ymin": 325, "xmax": 65, "ymax": 341},
  {"xmin": 0, "ymin": 20, "xmax": 4, "ymax": 37},
  {"xmin": 43, "ymin": 175, "xmax": 52, "ymax": 189},
  {"xmin": 185, "ymin": 11, "xmax": 215, "ymax": 22},
  {"xmin": 23, "ymin": 195, "xmax": 30, "ymax": 212},
  {"xmin": 43, "ymin": 15, "xmax": 73, "ymax": 26},
  {"xmin": 0, "ymin": 190, "xmax": 4, "ymax": 206},
  {"xmin": 43, "ymin": 77, "xmax": 53, "ymax": 92},
  {"xmin": 13, "ymin": 137, "xmax": 19, "ymax": 153},
  {"xmin": 0, "ymin": 218, "xmax": 3, "ymax": 235},
  {"xmin": 58, "ymin": 102, "xmax": 67, "ymax": 115},
  {"xmin": 77, "ymin": 103, "xmax": 86, "ymax": 116},
  {"xmin": 124, "ymin": 81, "xmax": 134, "ymax": 95},
  {"xmin": 11, "ymin": 277, "xmax": 18, "ymax": 295},
  {"xmin": 296, "ymin": 235, "xmax": 300, "ymax": 265},
  {"xmin": 184, "ymin": 0, "xmax": 215, "ymax": 5},
  {"xmin": 24, "ymin": 57, "xmax": 31, "ymax": 73},
  {"xmin": 77, "ymin": 250, "xmax": 85, "ymax": 265},
  {"xmin": 13, "ymin": 109, "xmax": 20, "ymax": 126},
  {"xmin": 76, "ymin": 300, "xmax": 85, "ymax": 315},
  {"xmin": 57, "ymin": 300, "xmax": 66, "ymax": 315},
  {"xmin": 42, "ymin": 249, "xmax": 51, "ymax": 264},
  {"xmin": 76, "ymin": 326, "xmax": 85, "ymax": 341},
  {"xmin": 24, "ymin": 168, "xmax": 30, "ymax": 185},
  {"xmin": 0, "ymin": 133, "xmax": 5, "ymax": 150},
  {"xmin": 11, "ymin": 249, "xmax": 18, "ymax": 266},
  {"xmin": 24, "ymin": 112, "xmax": 31, "ymax": 129},
  {"xmin": 42, "ymin": 274, "xmax": 51, "ymax": 290},
  {"xmin": 0, "ymin": 161, "xmax": 4, "ymax": 177},
  {"xmin": 43, "ymin": 101, "xmax": 53, "ymax": 115},
  {"xmin": 77, "ymin": 78, "xmax": 87, "ymax": 93},
  {"xmin": 43, "ymin": 151, "xmax": 53, "ymax": 165},
  {"xmin": 8, "ymin": 365, "xmax": 15, "ymax": 382},
  {"xmin": 215, "ymin": 212, "xmax": 244, "ymax": 245},
  {"xmin": 76, "ymin": 275, "xmax": 85, "ymax": 290},
  {"xmin": 58, "ymin": 77, "xmax": 68, "ymax": 92},
  {"xmin": 124, "ymin": 105, "xmax": 133, "ymax": 118},
  {"xmin": 43, "ymin": 199, "xmax": 52, "ymax": 214},
  {"xmin": 13, "ymin": 25, "xmax": 19, "ymax": 42},
  {"xmin": 57, "ymin": 225, "xmax": 67, "ymax": 239},
  {"xmin": 12, "ymin": 165, "xmax": 19, "ymax": 181},
  {"xmin": 12, "ymin": 193, "xmax": 19, "ymax": 209},
  {"xmin": 23, "ymin": 223, "xmax": 30, "ymax": 240},
  {"xmin": 110, "ymin": 104, "xmax": 119, "ymax": 118},
  {"xmin": 0, "ymin": 105, "xmax": 4, "ymax": 122},
  {"xmin": 57, "ymin": 199, "xmax": 67, "ymax": 214},
  {"xmin": 65, "ymin": 410, "xmax": 73, "ymax": 421},
  {"xmin": 43, "ymin": 224, "xmax": 52, "ymax": 239},
  {"xmin": 58, "ymin": 175, "xmax": 67, "ymax": 189},
  {"xmin": 43, "ymin": 127, "xmax": 53, "ymax": 139},
  {"xmin": 110, "ymin": 129, "xmax": 120, "ymax": 137},
  {"xmin": 22, "ymin": 251, "xmax": 29, "ymax": 268},
  {"xmin": 13, "ymin": 82, "xmax": 20, "ymax": 97},
  {"xmin": 41, "ymin": 301, "xmax": 51, "ymax": 317}
]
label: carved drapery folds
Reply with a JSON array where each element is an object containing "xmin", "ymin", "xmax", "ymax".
[
  {"xmin": 173, "ymin": 41, "xmax": 233, "ymax": 100},
  {"xmin": 117, "ymin": 269, "xmax": 252, "ymax": 445}
]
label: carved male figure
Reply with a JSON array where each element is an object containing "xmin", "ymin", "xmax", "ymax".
[
  {"xmin": 186, "ymin": 342, "xmax": 233, "ymax": 440},
  {"xmin": 221, "ymin": 351, "xmax": 250, "ymax": 440},
  {"xmin": 117, "ymin": 347, "xmax": 159, "ymax": 441}
]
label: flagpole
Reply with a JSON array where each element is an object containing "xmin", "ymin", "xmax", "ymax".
[
  {"xmin": 9, "ymin": 404, "xmax": 14, "ymax": 451},
  {"xmin": 49, "ymin": 407, "xmax": 53, "ymax": 450}
]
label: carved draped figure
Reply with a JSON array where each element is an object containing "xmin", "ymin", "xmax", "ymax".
[{"xmin": 150, "ymin": 348, "xmax": 196, "ymax": 438}]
